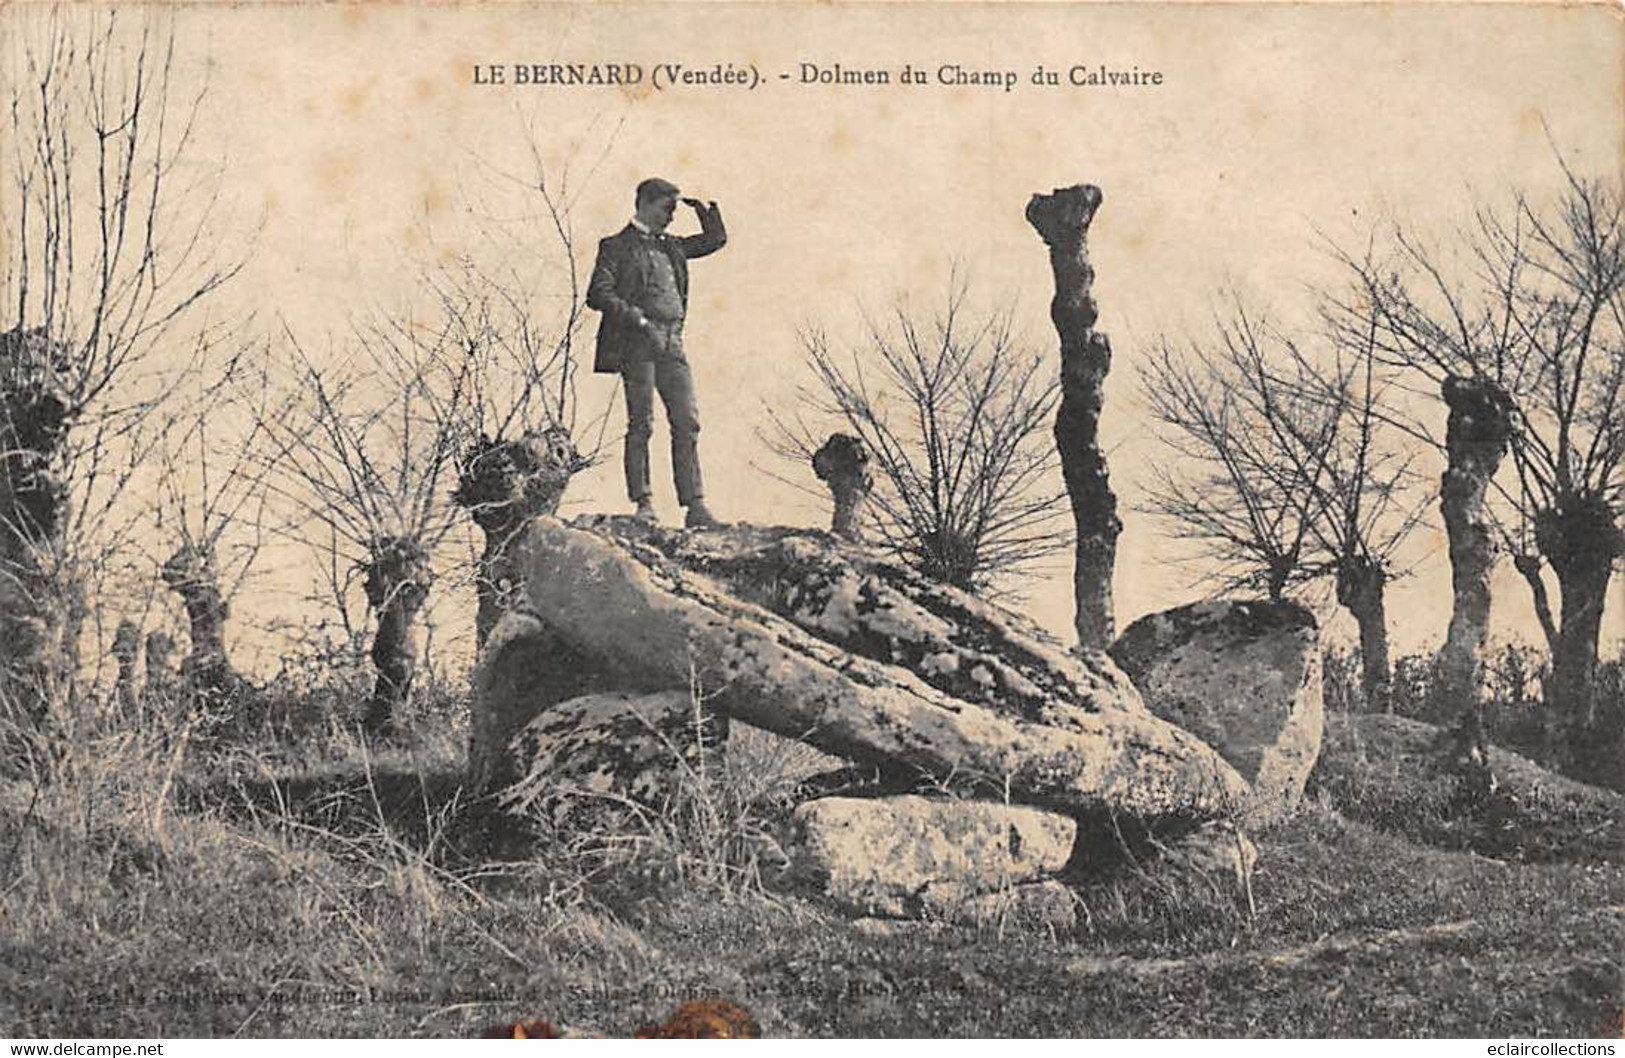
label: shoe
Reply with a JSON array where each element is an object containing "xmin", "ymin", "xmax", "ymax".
[
  {"xmin": 684, "ymin": 499, "xmax": 723, "ymax": 529},
  {"xmin": 633, "ymin": 498, "xmax": 658, "ymax": 523}
]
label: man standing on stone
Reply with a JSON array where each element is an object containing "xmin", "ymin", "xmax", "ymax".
[{"xmin": 587, "ymin": 177, "xmax": 727, "ymax": 528}]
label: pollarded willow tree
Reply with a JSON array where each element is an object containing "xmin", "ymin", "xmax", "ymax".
[
  {"xmin": 768, "ymin": 275, "xmax": 1070, "ymax": 596},
  {"xmin": 1328, "ymin": 162, "xmax": 1625, "ymax": 750},
  {"xmin": 1294, "ymin": 318, "xmax": 1431, "ymax": 715},
  {"xmin": 253, "ymin": 320, "xmax": 474, "ymax": 739},
  {"xmin": 1139, "ymin": 303, "xmax": 1336, "ymax": 605},
  {"xmin": 1140, "ymin": 294, "xmax": 1426, "ymax": 712},
  {"xmin": 146, "ymin": 395, "xmax": 277, "ymax": 708},
  {"xmin": 428, "ymin": 252, "xmax": 591, "ymax": 648},
  {"xmin": 249, "ymin": 109, "xmax": 612, "ymax": 734},
  {"xmin": 1, "ymin": 10, "xmax": 242, "ymax": 754},
  {"xmin": 426, "ymin": 117, "xmax": 608, "ymax": 647}
]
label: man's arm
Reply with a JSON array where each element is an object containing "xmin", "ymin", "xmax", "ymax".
[
  {"xmin": 585, "ymin": 236, "xmax": 648, "ymax": 325},
  {"xmin": 677, "ymin": 199, "xmax": 727, "ymax": 260}
]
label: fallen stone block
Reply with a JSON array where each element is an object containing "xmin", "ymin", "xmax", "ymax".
[
  {"xmin": 956, "ymin": 879, "xmax": 1079, "ymax": 931},
  {"xmin": 787, "ymin": 795, "xmax": 1075, "ymax": 918}
]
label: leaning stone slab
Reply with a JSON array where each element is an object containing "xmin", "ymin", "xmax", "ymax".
[
  {"xmin": 469, "ymin": 611, "xmax": 624, "ymax": 790},
  {"xmin": 1111, "ymin": 599, "xmax": 1324, "ymax": 825},
  {"xmin": 787, "ymin": 795, "xmax": 1075, "ymax": 918},
  {"xmin": 495, "ymin": 517, "xmax": 1250, "ymax": 821}
]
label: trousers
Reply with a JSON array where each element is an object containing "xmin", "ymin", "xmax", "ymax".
[{"xmin": 622, "ymin": 320, "xmax": 703, "ymax": 505}]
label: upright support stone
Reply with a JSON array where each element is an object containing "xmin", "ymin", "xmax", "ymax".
[
  {"xmin": 496, "ymin": 689, "xmax": 721, "ymax": 828},
  {"xmin": 1112, "ymin": 599, "xmax": 1324, "ymax": 825},
  {"xmin": 812, "ymin": 433, "xmax": 873, "ymax": 542},
  {"xmin": 1025, "ymin": 186, "xmax": 1121, "ymax": 652},
  {"xmin": 469, "ymin": 610, "xmax": 621, "ymax": 791}
]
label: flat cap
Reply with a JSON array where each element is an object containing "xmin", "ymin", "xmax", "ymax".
[{"xmin": 636, "ymin": 176, "xmax": 681, "ymax": 202}]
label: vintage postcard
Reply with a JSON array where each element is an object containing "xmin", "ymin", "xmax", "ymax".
[{"xmin": 2, "ymin": 0, "xmax": 1621, "ymax": 1040}]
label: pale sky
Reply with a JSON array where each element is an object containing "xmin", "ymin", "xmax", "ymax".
[{"xmin": 10, "ymin": 2, "xmax": 1622, "ymax": 673}]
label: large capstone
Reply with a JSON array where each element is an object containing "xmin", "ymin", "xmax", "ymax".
[{"xmin": 469, "ymin": 516, "xmax": 1250, "ymax": 824}]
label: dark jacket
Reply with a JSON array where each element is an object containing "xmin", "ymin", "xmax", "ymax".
[{"xmin": 586, "ymin": 204, "xmax": 727, "ymax": 374}]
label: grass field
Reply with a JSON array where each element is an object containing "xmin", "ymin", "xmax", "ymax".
[{"xmin": 2, "ymin": 702, "xmax": 1621, "ymax": 1039}]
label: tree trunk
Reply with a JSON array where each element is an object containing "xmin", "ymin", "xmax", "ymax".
[
  {"xmin": 1265, "ymin": 561, "xmax": 1291, "ymax": 602},
  {"xmin": 143, "ymin": 631, "xmax": 181, "ymax": 709},
  {"xmin": 1537, "ymin": 493, "xmax": 1622, "ymax": 735},
  {"xmin": 160, "ymin": 543, "xmax": 239, "ymax": 704},
  {"xmin": 360, "ymin": 537, "xmax": 432, "ymax": 738},
  {"xmin": 1436, "ymin": 375, "xmax": 1514, "ymax": 795},
  {"xmin": 1025, "ymin": 185, "xmax": 1121, "ymax": 651},
  {"xmin": 1511, "ymin": 552, "xmax": 1561, "ymax": 655},
  {"xmin": 1336, "ymin": 556, "xmax": 1391, "ymax": 713},
  {"xmin": 112, "ymin": 620, "xmax": 141, "ymax": 719},
  {"xmin": 812, "ymin": 433, "xmax": 873, "ymax": 542},
  {"xmin": 0, "ymin": 327, "xmax": 74, "ymax": 758},
  {"xmin": 453, "ymin": 427, "xmax": 582, "ymax": 649}
]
